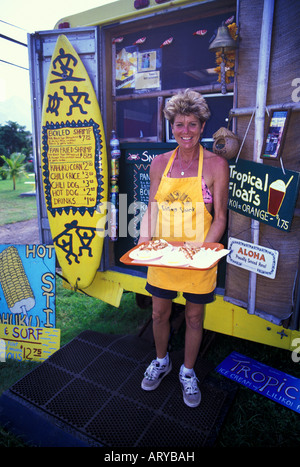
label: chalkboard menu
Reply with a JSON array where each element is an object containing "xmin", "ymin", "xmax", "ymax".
[
  {"xmin": 114, "ymin": 143, "xmax": 175, "ymax": 272},
  {"xmin": 127, "ymin": 148, "xmax": 158, "ymax": 219},
  {"xmin": 113, "ymin": 142, "xmax": 226, "ymax": 287}
]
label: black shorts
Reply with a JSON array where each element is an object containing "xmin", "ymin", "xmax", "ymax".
[{"xmin": 145, "ymin": 282, "xmax": 215, "ymax": 304}]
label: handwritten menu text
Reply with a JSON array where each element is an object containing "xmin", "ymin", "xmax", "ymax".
[{"xmin": 47, "ymin": 126, "xmax": 97, "ymax": 209}]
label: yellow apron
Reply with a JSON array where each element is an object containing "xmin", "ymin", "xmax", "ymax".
[{"xmin": 147, "ymin": 145, "xmax": 217, "ymax": 294}]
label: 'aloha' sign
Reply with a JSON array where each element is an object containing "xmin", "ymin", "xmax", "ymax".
[{"xmin": 227, "ymin": 237, "xmax": 279, "ymax": 279}]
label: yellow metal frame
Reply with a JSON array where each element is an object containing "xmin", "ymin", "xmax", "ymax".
[{"xmin": 66, "ymin": 269, "xmax": 300, "ymax": 351}]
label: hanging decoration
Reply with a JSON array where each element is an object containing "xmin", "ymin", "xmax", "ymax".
[
  {"xmin": 160, "ymin": 37, "xmax": 173, "ymax": 48},
  {"xmin": 213, "ymin": 127, "xmax": 239, "ymax": 160},
  {"xmin": 225, "ymin": 15, "xmax": 235, "ymax": 25},
  {"xmin": 112, "ymin": 37, "xmax": 124, "ymax": 44},
  {"xmin": 214, "ymin": 22, "xmax": 238, "ymax": 84},
  {"xmin": 193, "ymin": 29, "xmax": 207, "ymax": 36},
  {"xmin": 133, "ymin": 37, "xmax": 147, "ymax": 45}
]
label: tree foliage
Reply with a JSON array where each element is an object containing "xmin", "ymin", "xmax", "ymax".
[
  {"xmin": 0, "ymin": 121, "xmax": 32, "ymax": 163},
  {"xmin": 1, "ymin": 153, "xmax": 27, "ymax": 190}
]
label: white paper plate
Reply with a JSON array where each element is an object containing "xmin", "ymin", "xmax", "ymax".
[
  {"xmin": 129, "ymin": 243, "xmax": 172, "ymax": 261},
  {"xmin": 190, "ymin": 248, "xmax": 231, "ymax": 268},
  {"xmin": 159, "ymin": 251, "xmax": 191, "ymax": 267}
]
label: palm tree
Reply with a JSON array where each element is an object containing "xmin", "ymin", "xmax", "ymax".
[{"xmin": 1, "ymin": 153, "xmax": 26, "ymax": 190}]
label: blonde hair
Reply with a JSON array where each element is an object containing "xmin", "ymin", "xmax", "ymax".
[{"xmin": 164, "ymin": 89, "xmax": 211, "ymax": 124}]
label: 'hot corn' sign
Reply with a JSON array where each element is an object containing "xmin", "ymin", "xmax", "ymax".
[{"xmin": 0, "ymin": 244, "xmax": 60, "ymax": 361}]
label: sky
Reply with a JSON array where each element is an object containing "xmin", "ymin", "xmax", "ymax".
[{"xmin": 0, "ymin": 0, "xmax": 114, "ymax": 131}]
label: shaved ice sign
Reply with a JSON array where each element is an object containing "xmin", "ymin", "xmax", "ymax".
[
  {"xmin": 0, "ymin": 244, "xmax": 60, "ymax": 361},
  {"xmin": 0, "ymin": 244, "xmax": 56, "ymax": 328}
]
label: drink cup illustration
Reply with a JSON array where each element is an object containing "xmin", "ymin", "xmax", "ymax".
[
  {"xmin": 267, "ymin": 179, "xmax": 286, "ymax": 216},
  {"xmin": 267, "ymin": 175, "xmax": 294, "ymax": 217}
]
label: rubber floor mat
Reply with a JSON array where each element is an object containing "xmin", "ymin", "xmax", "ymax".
[{"xmin": 1, "ymin": 331, "xmax": 236, "ymax": 447}]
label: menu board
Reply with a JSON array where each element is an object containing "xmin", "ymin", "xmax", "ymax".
[
  {"xmin": 126, "ymin": 147, "xmax": 164, "ymax": 206},
  {"xmin": 42, "ymin": 120, "xmax": 102, "ymax": 216},
  {"xmin": 114, "ymin": 144, "xmax": 175, "ymax": 266}
]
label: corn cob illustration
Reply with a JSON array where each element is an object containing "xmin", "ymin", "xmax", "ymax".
[{"xmin": 0, "ymin": 246, "xmax": 35, "ymax": 322}]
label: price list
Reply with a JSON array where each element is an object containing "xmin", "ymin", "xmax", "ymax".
[{"xmin": 46, "ymin": 126, "xmax": 97, "ymax": 209}]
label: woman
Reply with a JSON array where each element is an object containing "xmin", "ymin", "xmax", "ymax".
[{"xmin": 139, "ymin": 89, "xmax": 229, "ymax": 407}]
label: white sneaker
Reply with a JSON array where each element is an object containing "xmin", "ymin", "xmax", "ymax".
[
  {"xmin": 179, "ymin": 365, "xmax": 201, "ymax": 408},
  {"xmin": 141, "ymin": 359, "xmax": 172, "ymax": 391}
]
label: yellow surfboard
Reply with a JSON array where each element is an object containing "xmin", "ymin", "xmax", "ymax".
[{"xmin": 41, "ymin": 35, "xmax": 108, "ymax": 289}]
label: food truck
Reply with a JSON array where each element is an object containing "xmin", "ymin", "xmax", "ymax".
[{"xmin": 28, "ymin": 0, "xmax": 300, "ymax": 351}]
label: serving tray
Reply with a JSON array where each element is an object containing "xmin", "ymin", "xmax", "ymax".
[{"xmin": 120, "ymin": 241, "xmax": 230, "ymax": 270}]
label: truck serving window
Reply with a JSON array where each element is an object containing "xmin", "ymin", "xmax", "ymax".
[
  {"xmin": 111, "ymin": 10, "xmax": 235, "ymax": 142},
  {"xmin": 116, "ymin": 99, "xmax": 158, "ymax": 140}
]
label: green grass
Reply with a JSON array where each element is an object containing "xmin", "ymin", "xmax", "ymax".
[
  {"xmin": 56, "ymin": 276, "xmax": 152, "ymax": 346},
  {"xmin": 0, "ymin": 175, "xmax": 37, "ymax": 225}
]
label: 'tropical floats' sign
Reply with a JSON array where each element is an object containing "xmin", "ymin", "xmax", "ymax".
[{"xmin": 228, "ymin": 159, "xmax": 300, "ymax": 231}]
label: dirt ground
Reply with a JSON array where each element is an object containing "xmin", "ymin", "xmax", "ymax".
[{"xmin": 0, "ymin": 218, "xmax": 40, "ymax": 244}]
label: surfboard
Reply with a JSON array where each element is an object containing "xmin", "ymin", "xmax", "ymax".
[{"xmin": 41, "ymin": 34, "xmax": 108, "ymax": 289}]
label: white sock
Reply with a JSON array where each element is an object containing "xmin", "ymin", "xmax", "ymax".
[
  {"xmin": 157, "ymin": 353, "xmax": 169, "ymax": 366},
  {"xmin": 181, "ymin": 364, "xmax": 195, "ymax": 377}
]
